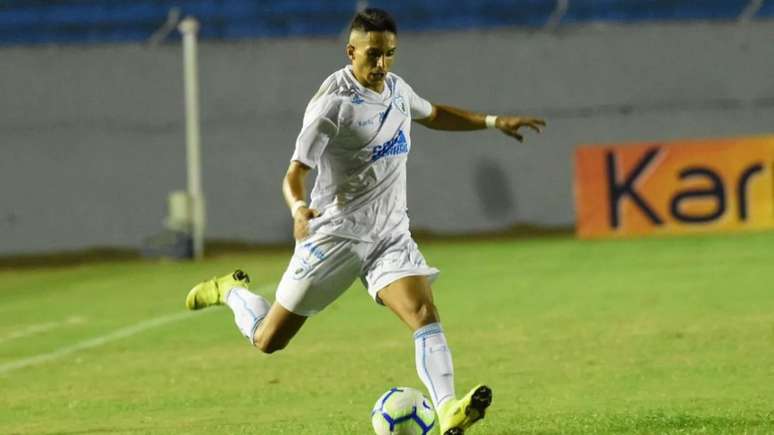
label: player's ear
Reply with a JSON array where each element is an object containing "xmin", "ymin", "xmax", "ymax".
[{"xmin": 346, "ymin": 44, "xmax": 355, "ymax": 61}]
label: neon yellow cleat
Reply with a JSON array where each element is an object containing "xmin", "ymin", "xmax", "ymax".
[
  {"xmin": 185, "ymin": 269, "xmax": 250, "ymax": 310},
  {"xmin": 437, "ymin": 385, "xmax": 492, "ymax": 435}
]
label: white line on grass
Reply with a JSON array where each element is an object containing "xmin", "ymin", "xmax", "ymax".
[
  {"xmin": 0, "ymin": 310, "xmax": 209, "ymax": 375},
  {"xmin": 0, "ymin": 316, "xmax": 86, "ymax": 345},
  {"xmin": 0, "ymin": 283, "xmax": 275, "ymax": 375}
]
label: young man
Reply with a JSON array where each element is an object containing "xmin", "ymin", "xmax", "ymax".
[{"xmin": 186, "ymin": 8, "xmax": 545, "ymax": 435}]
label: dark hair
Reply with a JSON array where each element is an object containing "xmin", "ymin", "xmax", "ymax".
[{"xmin": 349, "ymin": 8, "xmax": 397, "ymax": 34}]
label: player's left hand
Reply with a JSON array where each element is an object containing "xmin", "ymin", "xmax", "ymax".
[{"xmin": 496, "ymin": 116, "xmax": 546, "ymax": 142}]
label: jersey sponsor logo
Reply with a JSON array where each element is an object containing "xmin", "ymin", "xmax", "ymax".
[
  {"xmin": 357, "ymin": 111, "xmax": 386, "ymax": 127},
  {"xmin": 351, "ymin": 94, "xmax": 365, "ymax": 105},
  {"xmin": 371, "ymin": 130, "xmax": 409, "ymax": 162}
]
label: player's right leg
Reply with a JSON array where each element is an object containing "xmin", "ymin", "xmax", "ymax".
[
  {"xmin": 251, "ymin": 302, "xmax": 307, "ymax": 353},
  {"xmin": 185, "ymin": 269, "xmax": 252, "ymax": 310},
  {"xmin": 259, "ymin": 233, "xmax": 363, "ymax": 352},
  {"xmin": 185, "ymin": 269, "xmax": 307, "ymax": 353},
  {"xmin": 186, "ymin": 269, "xmax": 275, "ymax": 345},
  {"xmin": 185, "ymin": 233, "xmax": 362, "ymax": 352}
]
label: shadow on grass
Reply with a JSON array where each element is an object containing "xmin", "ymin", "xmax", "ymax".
[
  {"xmin": 501, "ymin": 411, "xmax": 774, "ymax": 434},
  {"xmin": 610, "ymin": 411, "xmax": 774, "ymax": 432}
]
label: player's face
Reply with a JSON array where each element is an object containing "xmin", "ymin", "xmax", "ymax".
[{"xmin": 347, "ymin": 30, "xmax": 397, "ymax": 92}]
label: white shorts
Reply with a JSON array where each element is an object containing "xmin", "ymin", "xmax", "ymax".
[{"xmin": 275, "ymin": 231, "xmax": 440, "ymax": 316}]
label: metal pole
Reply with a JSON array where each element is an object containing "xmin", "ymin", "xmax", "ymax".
[
  {"xmin": 738, "ymin": 0, "xmax": 764, "ymax": 22},
  {"xmin": 147, "ymin": 7, "xmax": 181, "ymax": 46},
  {"xmin": 178, "ymin": 17, "xmax": 205, "ymax": 260},
  {"xmin": 545, "ymin": 0, "xmax": 569, "ymax": 31}
]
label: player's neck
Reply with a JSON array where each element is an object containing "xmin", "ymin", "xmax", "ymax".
[
  {"xmin": 367, "ymin": 83, "xmax": 385, "ymax": 93},
  {"xmin": 350, "ymin": 68, "xmax": 385, "ymax": 94},
  {"xmin": 359, "ymin": 79, "xmax": 385, "ymax": 94}
]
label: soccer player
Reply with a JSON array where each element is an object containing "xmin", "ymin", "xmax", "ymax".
[{"xmin": 186, "ymin": 8, "xmax": 545, "ymax": 435}]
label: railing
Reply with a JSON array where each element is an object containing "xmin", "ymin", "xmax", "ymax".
[{"xmin": 0, "ymin": 0, "xmax": 771, "ymax": 46}]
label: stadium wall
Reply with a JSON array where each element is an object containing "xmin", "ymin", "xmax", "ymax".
[{"xmin": 1, "ymin": 20, "xmax": 773, "ymax": 254}]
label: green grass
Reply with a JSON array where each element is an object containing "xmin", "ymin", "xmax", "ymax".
[{"xmin": 1, "ymin": 232, "xmax": 774, "ymax": 434}]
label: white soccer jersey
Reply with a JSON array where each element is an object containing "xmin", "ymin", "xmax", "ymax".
[{"xmin": 291, "ymin": 66, "xmax": 433, "ymax": 242}]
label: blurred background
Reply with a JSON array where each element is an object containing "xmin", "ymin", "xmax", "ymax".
[
  {"xmin": 1, "ymin": 0, "xmax": 773, "ymax": 258},
  {"xmin": 2, "ymin": 4, "xmax": 774, "ymax": 434}
]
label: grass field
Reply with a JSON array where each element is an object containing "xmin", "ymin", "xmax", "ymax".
[{"xmin": 1, "ymin": 232, "xmax": 773, "ymax": 434}]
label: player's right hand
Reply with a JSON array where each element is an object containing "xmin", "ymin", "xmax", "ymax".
[{"xmin": 293, "ymin": 207, "xmax": 321, "ymax": 241}]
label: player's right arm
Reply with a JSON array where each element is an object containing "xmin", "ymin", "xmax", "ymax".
[
  {"xmin": 283, "ymin": 161, "xmax": 319, "ymax": 241},
  {"xmin": 285, "ymin": 85, "xmax": 340, "ymax": 241}
]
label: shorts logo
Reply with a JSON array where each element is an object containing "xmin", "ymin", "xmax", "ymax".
[
  {"xmin": 371, "ymin": 130, "xmax": 409, "ymax": 162},
  {"xmin": 292, "ymin": 258, "xmax": 312, "ymax": 280},
  {"xmin": 302, "ymin": 241, "xmax": 326, "ymax": 261}
]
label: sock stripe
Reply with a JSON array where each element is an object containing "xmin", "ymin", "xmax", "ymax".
[
  {"xmin": 421, "ymin": 336, "xmax": 439, "ymax": 405},
  {"xmin": 436, "ymin": 393, "xmax": 453, "ymax": 406},
  {"xmin": 248, "ymin": 315, "xmax": 265, "ymax": 344},
  {"xmin": 414, "ymin": 322, "xmax": 455, "ymax": 409},
  {"xmin": 224, "ymin": 287, "xmax": 270, "ymax": 345},
  {"xmin": 413, "ymin": 323, "xmax": 443, "ymax": 340},
  {"xmin": 229, "ymin": 290, "xmax": 258, "ymax": 322}
]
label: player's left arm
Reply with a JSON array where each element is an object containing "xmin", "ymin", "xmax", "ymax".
[{"xmin": 415, "ymin": 104, "xmax": 546, "ymax": 143}]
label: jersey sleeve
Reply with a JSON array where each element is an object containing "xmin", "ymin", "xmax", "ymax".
[
  {"xmin": 291, "ymin": 95, "xmax": 340, "ymax": 169},
  {"xmin": 405, "ymin": 83, "xmax": 433, "ymax": 120}
]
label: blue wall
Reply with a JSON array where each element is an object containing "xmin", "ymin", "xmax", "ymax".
[{"xmin": 0, "ymin": 0, "xmax": 771, "ymax": 45}]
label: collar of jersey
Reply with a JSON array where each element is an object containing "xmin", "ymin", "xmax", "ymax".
[{"xmin": 344, "ymin": 65, "xmax": 392, "ymax": 101}]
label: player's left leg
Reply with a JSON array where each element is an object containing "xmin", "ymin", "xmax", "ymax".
[
  {"xmin": 378, "ymin": 277, "xmax": 491, "ymax": 435},
  {"xmin": 377, "ymin": 275, "xmax": 453, "ymax": 403}
]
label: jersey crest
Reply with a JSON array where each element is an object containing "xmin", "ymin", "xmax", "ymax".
[{"xmin": 393, "ymin": 95, "xmax": 408, "ymax": 116}]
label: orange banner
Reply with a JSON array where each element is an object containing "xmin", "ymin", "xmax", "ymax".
[{"xmin": 574, "ymin": 135, "xmax": 774, "ymax": 238}]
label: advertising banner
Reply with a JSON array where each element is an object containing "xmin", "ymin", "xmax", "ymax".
[{"xmin": 574, "ymin": 136, "xmax": 774, "ymax": 238}]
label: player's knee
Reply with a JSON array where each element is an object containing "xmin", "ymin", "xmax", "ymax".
[
  {"xmin": 259, "ymin": 342, "xmax": 285, "ymax": 354},
  {"xmin": 407, "ymin": 300, "xmax": 439, "ymax": 326},
  {"xmin": 255, "ymin": 338, "xmax": 286, "ymax": 354},
  {"xmin": 254, "ymin": 333, "xmax": 288, "ymax": 354}
]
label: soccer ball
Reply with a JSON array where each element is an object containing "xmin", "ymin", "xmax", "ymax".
[{"xmin": 371, "ymin": 387, "xmax": 437, "ymax": 435}]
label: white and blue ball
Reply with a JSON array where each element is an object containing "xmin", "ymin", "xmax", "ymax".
[{"xmin": 371, "ymin": 387, "xmax": 436, "ymax": 435}]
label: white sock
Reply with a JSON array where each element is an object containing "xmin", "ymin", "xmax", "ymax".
[
  {"xmin": 414, "ymin": 323, "xmax": 455, "ymax": 408},
  {"xmin": 224, "ymin": 287, "xmax": 270, "ymax": 344}
]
